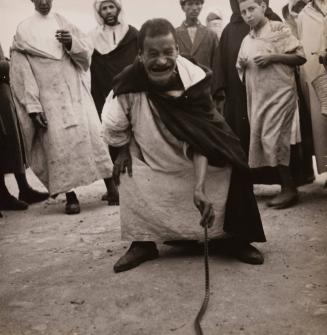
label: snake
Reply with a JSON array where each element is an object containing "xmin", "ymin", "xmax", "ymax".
[{"xmin": 194, "ymin": 224, "xmax": 210, "ymax": 335}]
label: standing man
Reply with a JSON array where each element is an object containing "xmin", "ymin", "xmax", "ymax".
[
  {"xmin": 176, "ymin": 0, "xmax": 218, "ymax": 70},
  {"xmin": 89, "ymin": 0, "xmax": 138, "ymax": 204},
  {"xmin": 0, "ymin": 43, "xmax": 48, "ymax": 211},
  {"xmin": 90, "ymin": 0, "xmax": 138, "ymax": 117},
  {"xmin": 297, "ymin": 0, "xmax": 327, "ymax": 175},
  {"xmin": 10, "ymin": 0, "xmax": 114, "ymax": 214},
  {"xmin": 102, "ymin": 19, "xmax": 266, "ymax": 273}
]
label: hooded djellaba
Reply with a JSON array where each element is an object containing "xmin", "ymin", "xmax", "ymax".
[
  {"xmin": 89, "ymin": 0, "xmax": 138, "ymax": 117},
  {"xmin": 212, "ymin": 0, "xmax": 314, "ymax": 187}
]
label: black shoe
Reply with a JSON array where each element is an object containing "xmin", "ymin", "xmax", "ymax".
[
  {"xmin": 210, "ymin": 239, "xmax": 264, "ymax": 265},
  {"xmin": 19, "ymin": 188, "xmax": 49, "ymax": 204},
  {"xmin": 65, "ymin": 192, "xmax": 80, "ymax": 215},
  {"xmin": 0, "ymin": 195, "xmax": 28, "ymax": 211},
  {"xmin": 232, "ymin": 242, "xmax": 264, "ymax": 265},
  {"xmin": 113, "ymin": 242, "xmax": 159, "ymax": 273},
  {"xmin": 65, "ymin": 202, "xmax": 81, "ymax": 215}
]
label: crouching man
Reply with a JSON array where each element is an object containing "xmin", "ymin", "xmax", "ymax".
[{"xmin": 102, "ymin": 19, "xmax": 266, "ymax": 273}]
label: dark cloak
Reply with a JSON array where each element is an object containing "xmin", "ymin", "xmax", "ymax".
[
  {"xmin": 90, "ymin": 25, "xmax": 138, "ymax": 117},
  {"xmin": 0, "ymin": 59, "xmax": 26, "ymax": 174},
  {"xmin": 112, "ymin": 60, "xmax": 266, "ymax": 243},
  {"xmin": 213, "ymin": 5, "xmax": 314, "ymax": 186}
]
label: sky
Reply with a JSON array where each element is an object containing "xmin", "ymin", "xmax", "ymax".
[{"xmin": 0, "ymin": 0, "xmax": 287, "ymax": 56}]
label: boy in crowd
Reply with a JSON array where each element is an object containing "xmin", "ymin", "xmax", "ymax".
[{"xmin": 237, "ymin": 0, "xmax": 306, "ymax": 208}]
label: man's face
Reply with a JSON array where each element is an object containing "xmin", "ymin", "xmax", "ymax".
[
  {"xmin": 99, "ymin": 1, "xmax": 120, "ymax": 26},
  {"xmin": 239, "ymin": 0, "xmax": 266, "ymax": 28},
  {"xmin": 182, "ymin": 0, "xmax": 203, "ymax": 21},
  {"xmin": 140, "ymin": 33, "xmax": 179, "ymax": 87},
  {"xmin": 32, "ymin": 0, "xmax": 53, "ymax": 16}
]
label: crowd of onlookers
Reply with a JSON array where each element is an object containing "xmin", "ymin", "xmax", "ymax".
[{"xmin": 1, "ymin": 0, "xmax": 326, "ymax": 219}]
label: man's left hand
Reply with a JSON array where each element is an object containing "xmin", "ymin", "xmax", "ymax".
[
  {"xmin": 56, "ymin": 30, "xmax": 72, "ymax": 50},
  {"xmin": 193, "ymin": 189, "xmax": 215, "ymax": 228}
]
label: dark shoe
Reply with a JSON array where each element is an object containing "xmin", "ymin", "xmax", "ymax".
[
  {"xmin": 65, "ymin": 202, "xmax": 80, "ymax": 215},
  {"xmin": 232, "ymin": 243, "xmax": 264, "ymax": 265},
  {"xmin": 0, "ymin": 195, "xmax": 28, "ymax": 211},
  {"xmin": 210, "ymin": 239, "xmax": 264, "ymax": 265},
  {"xmin": 267, "ymin": 189, "xmax": 298, "ymax": 209},
  {"xmin": 113, "ymin": 242, "xmax": 159, "ymax": 273},
  {"xmin": 65, "ymin": 192, "xmax": 80, "ymax": 215},
  {"xmin": 19, "ymin": 188, "xmax": 49, "ymax": 204}
]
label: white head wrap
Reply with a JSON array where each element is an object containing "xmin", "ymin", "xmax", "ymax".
[
  {"xmin": 205, "ymin": 9, "xmax": 224, "ymax": 40},
  {"xmin": 91, "ymin": 0, "xmax": 129, "ymax": 55}
]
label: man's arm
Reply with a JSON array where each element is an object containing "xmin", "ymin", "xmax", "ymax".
[
  {"xmin": 193, "ymin": 152, "xmax": 215, "ymax": 228},
  {"xmin": 10, "ymin": 51, "xmax": 47, "ymax": 130},
  {"xmin": 253, "ymin": 53, "xmax": 306, "ymax": 68},
  {"xmin": 102, "ymin": 92, "xmax": 133, "ymax": 184},
  {"xmin": 56, "ymin": 16, "xmax": 93, "ymax": 72}
]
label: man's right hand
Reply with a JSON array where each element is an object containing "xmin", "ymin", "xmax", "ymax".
[
  {"xmin": 29, "ymin": 112, "xmax": 48, "ymax": 130},
  {"xmin": 113, "ymin": 144, "xmax": 132, "ymax": 185}
]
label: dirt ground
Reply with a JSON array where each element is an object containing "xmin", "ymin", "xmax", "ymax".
[{"xmin": 0, "ymin": 170, "xmax": 327, "ymax": 335}]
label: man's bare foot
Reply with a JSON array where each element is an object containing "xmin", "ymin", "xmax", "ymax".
[
  {"xmin": 113, "ymin": 242, "xmax": 159, "ymax": 273},
  {"xmin": 267, "ymin": 188, "xmax": 298, "ymax": 209}
]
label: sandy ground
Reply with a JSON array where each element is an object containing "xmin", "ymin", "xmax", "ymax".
[{"xmin": 0, "ymin": 170, "xmax": 327, "ymax": 335}]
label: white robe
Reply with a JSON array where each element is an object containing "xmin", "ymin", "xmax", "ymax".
[
  {"xmin": 102, "ymin": 57, "xmax": 232, "ymax": 241},
  {"xmin": 10, "ymin": 13, "xmax": 113, "ymax": 195},
  {"xmin": 237, "ymin": 21, "xmax": 304, "ymax": 168}
]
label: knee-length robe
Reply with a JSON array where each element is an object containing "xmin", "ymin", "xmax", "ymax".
[
  {"xmin": 10, "ymin": 13, "xmax": 113, "ymax": 195},
  {"xmin": 102, "ymin": 56, "xmax": 266, "ymax": 243},
  {"xmin": 297, "ymin": 3, "xmax": 327, "ymax": 173},
  {"xmin": 237, "ymin": 21, "xmax": 306, "ymax": 169},
  {"xmin": 0, "ymin": 54, "xmax": 25, "ymax": 174}
]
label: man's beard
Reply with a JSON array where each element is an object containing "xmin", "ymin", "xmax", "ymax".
[{"xmin": 103, "ymin": 15, "xmax": 119, "ymax": 26}]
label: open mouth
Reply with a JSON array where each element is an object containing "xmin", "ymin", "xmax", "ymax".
[{"xmin": 150, "ymin": 67, "xmax": 172, "ymax": 76}]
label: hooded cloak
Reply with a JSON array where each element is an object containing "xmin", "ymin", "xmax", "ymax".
[{"xmin": 90, "ymin": 0, "xmax": 138, "ymax": 117}]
